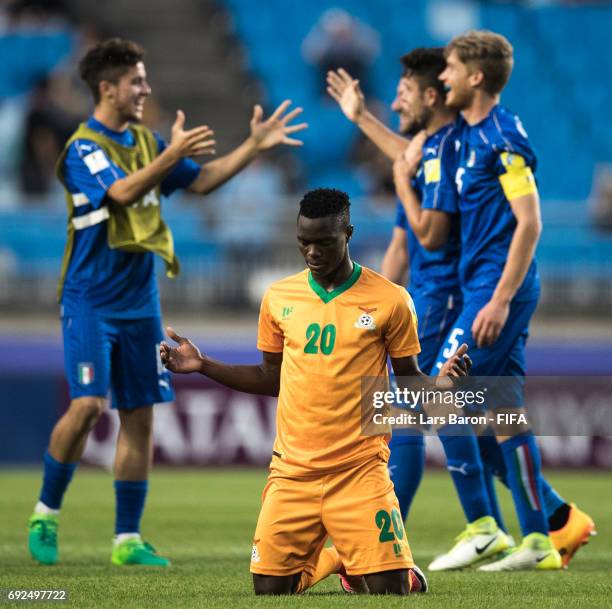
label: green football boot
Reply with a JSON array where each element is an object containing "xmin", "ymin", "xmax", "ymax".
[
  {"xmin": 111, "ymin": 538, "xmax": 170, "ymax": 567},
  {"xmin": 479, "ymin": 532, "xmax": 562, "ymax": 571},
  {"xmin": 28, "ymin": 513, "xmax": 59, "ymax": 565}
]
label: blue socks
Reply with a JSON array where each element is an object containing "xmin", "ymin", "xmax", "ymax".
[
  {"xmin": 438, "ymin": 425, "xmax": 492, "ymax": 523},
  {"xmin": 114, "ymin": 480, "xmax": 148, "ymax": 535},
  {"xmin": 39, "ymin": 452, "xmax": 150, "ymax": 536},
  {"xmin": 540, "ymin": 479, "xmax": 566, "ymax": 519},
  {"xmin": 39, "ymin": 451, "xmax": 78, "ymax": 510},
  {"xmin": 482, "ymin": 467, "xmax": 507, "ymax": 533},
  {"xmin": 500, "ymin": 433, "xmax": 548, "ymax": 535},
  {"xmin": 388, "ymin": 434, "xmax": 425, "ymax": 521},
  {"xmin": 477, "ymin": 431, "xmax": 508, "ymax": 531},
  {"xmin": 479, "ymin": 429, "xmax": 567, "ymax": 531},
  {"xmin": 477, "ymin": 432, "xmax": 508, "ymax": 484}
]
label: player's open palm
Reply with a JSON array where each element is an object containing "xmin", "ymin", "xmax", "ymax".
[
  {"xmin": 250, "ymin": 100, "xmax": 307, "ymax": 150},
  {"xmin": 438, "ymin": 343, "xmax": 472, "ymax": 381},
  {"xmin": 169, "ymin": 110, "xmax": 216, "ymax": 158},
  {"xmin": 326, "ymin": 68, "xmax": 365, "ymax": 122},
  {"xmin": 160, "ymin": 327, "xmax": 203, "ymax": 374}
]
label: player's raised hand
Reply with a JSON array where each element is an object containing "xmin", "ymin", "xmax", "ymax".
[
  {"xmin": 472, "ymin": 299, "xmax": 510, "ymax": 348},
  {"xmin": 249, "ymin": 100, "xmax": 308, "ymax": 150},
  {"xmin": 169, "ymin": 110, "xmax": 216, "ymax": 158},
  {"xmin": 394, "ymin": 130, "xmax": 426, "ymax": 180},
  {"xmin": 160, "ymin": 327, "xmax": 204, "ymax": 374},
  {"xmin": 438, "ymin": 343, "xmax": 472, "ymax": 380},
  {"xmin": 326, "ymin": 68, "xmax": 366, "ymax": 122}
]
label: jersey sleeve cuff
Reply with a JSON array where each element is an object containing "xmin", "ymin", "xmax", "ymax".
[
  {"xmin": 257, "ymin": 342, "xmax": 284, "ymax": 353},
  {"xmin": 388, "ymin": 347, "xmax": 421, "ymax": 358}
]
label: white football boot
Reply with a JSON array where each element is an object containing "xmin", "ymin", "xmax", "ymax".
[
  {"xmin": 428, "ymin": 516, "xmax": 510, "ymax": 571},
  {"xmin": 478, "ymin": 532, "xmax": 562, "ymax": 571}
]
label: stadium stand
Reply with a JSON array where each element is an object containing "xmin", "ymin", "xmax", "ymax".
[{"xmin": 0, "ymin": 0, "xmax": 610, "ymax": 313}]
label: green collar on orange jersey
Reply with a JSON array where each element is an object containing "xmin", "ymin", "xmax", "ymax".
[{"xmin": 308, "ymin": 262, "xmax": 362, "ymax": 304}]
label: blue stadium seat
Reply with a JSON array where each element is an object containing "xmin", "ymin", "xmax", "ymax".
[{"xmin": 222, "ymin": 0, "xmax": 611, "ymax": 201}]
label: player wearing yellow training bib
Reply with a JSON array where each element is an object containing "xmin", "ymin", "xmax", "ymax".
[{"xmin": 160, "ymin": 188, "xmax": 471, "ymax": 596}]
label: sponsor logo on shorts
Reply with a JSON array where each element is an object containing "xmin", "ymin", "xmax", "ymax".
[
  {"xmin": 251, "ymin": 544, "xmax": 261, "ymax": 563},
  {"xmin": 78, "ymin": 363, "xmax": 94, "ymax": 386}
]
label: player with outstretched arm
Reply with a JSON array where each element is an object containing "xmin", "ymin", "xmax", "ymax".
[
  {"xmin": 27, "ymin": 37, "xmax": 307, "ymax": 567},
  {"xmin": 327, "ymin": 50, "xmax": 514, "ymax": 563},
  {"xmin": 161, "ymin": 188, "xmax": 472, "ymax": 595},
  {"xmin": 429, "ymin": 30, "xmax": 595, "ymax": 571}
]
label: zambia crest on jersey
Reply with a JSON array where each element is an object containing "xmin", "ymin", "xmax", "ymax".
[{"xmin": 354, "ymin": 306, "xmax": 377, "ymax": 330}]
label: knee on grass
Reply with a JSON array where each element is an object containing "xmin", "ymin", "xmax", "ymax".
[
  {"xmin": 252, "ymin": 573, "xmax": 301, "ymax": 595},
  {"xmin": 364, "ymin": 569, "xmax": 410, "ymax": 595}
]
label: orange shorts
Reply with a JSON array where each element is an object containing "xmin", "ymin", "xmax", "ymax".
[{"xmin": 250, "ymin": 456, "xmax": 414, "ymax": 576}]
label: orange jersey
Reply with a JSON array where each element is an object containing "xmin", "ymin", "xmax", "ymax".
[{"xmin": 257, "ymin": 262, "xmax": 420, "ymax": 476}]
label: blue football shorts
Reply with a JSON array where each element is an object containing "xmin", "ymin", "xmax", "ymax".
[
  {"xmin": 62, "ymin": 314, "xmax": 174, "ymax": 410},
  {"xmin": 432, "ymin": 293, "xmax": 539, "ymax": 410}
]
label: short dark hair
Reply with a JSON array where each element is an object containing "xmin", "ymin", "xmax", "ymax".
[
  {"xmin": 298, "ymin": 188, "xmax": 350, "ymax": 226},
  {"xmin": 79, "ymin": 38, "xmax": 145, "ymax": 103},
  {"xmin": 400, "ymin": 47, "xmax": 447, "ymax": 100},
  {"xmin": 445, "ymin": 30, "xmax": 513, "ymax": 95}
]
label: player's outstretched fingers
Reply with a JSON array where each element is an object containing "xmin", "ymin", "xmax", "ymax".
[
  {"xmin": 327, "ymin": 86, "xmax": 342, "ymax": 104},
  {"xmin": 190, "ymin": 140, "xmax": 217, "ymax": 156},
  {"xmin": 159, "ymin": 342, "xmax": 171, "ymax": 364},
  {"xmin": 280, "ymin": 106, "xmax": 303, "ymax": 125},
  {"xmin": 173, "ymin": 109, "xmax": 186, "ymax": 130},
  {"xmin": 284, "ymin": 123, "xmax": 308, "ymax": 135},
  {"xmin": 454, "ymin": 343, "xmax": 469, "ymax": 358},
  {"xmin": 166, "ymin": 327, "xmax": 187, "ymax": 344},
  {"xmin": 270, "ymin": 99, "xmax": 292, "ymax": 121},
  {"xmin": 450, "ymin": 364, "xmax": 465, "ymax": 377},
  {"xmin": 327, "ymin": 70, "xmax": 345, "ymax": 90},
  {"xmin": 282, "ymin": 136, "xmax": 304, "ymax": 147},
  {"xmin": 185, "ymin": 126, "xmax": 214, "ymax": 143},
  {"xmin": 252, "ymin": 104, "xmax": 264, "ymax": 124},
  {"xmin": 337, "ymin": 67, "xmax": 355, "ymax": 84}
]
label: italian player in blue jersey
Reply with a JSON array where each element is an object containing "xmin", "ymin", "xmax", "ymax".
[
  {"xmin": 427, "ymin": 30, "xmax": 595, "ymax": 571},
  {"xmin": 327, "ymin": 51, "xmax": 509, "ymax": 538},
  {"xmin": 27, "ymin": 38, "xmax": 307, "ymax": 567}
]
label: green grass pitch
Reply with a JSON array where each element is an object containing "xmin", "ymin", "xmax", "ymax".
[{"xmin": 1, "ymin": 468, "xmax": 611, "ymax": 608}]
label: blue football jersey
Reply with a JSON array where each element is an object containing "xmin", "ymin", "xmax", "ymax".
[
  {"xmin": 61, "ymin": 117, "xmax": 201, "ymax": 318},
  {"xmin": 454, "ymin": 106, "xmax": 540, "ymax": 301},
  {"xmin": 395, "ymin": 123, "xmax": 461, "ymax": 298}
]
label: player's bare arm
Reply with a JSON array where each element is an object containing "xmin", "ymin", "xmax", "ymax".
[
  {"xmin": 381, "ymin": 227, "xmax": 409, "ymax": 285},
  {"xmin": 106, "ymin": 110, "xmax": 216, "ymax": 206},
  {"xmin": 472, "ymin": 191, "xmax": 542, "ymax": 348},
  {"xmin": 160, "ymin": 327, "xmax": 282, "ymax": 397},
  {"xmin": 187, "ymin": 100, "xmax": 307, "ymax": 195},
  {"xmin": 326, "ymin": 68, "xmax": 408, "ymax": 160},
  {"xmin": 393, "ymin": 131, "xmax": 451, "ymax": 250}
]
